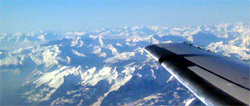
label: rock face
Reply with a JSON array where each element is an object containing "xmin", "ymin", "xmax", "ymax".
[{"xmin": 0, "ymin": 23, "xmax": 249, "ymax": 105}]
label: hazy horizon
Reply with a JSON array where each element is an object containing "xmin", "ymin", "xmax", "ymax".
[{"xmin": 1, "ymin": 0, "xmax": 249, "ymax": 33}]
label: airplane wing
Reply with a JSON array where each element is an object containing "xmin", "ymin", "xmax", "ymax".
[{"xmin": 144, "ymin": 43, "xmax": 250, "ymax": 106}]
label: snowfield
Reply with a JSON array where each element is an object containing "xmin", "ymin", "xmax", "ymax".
[{"xmin": 0, "ymin": 23, "xmax": 249, "ymax": 105}]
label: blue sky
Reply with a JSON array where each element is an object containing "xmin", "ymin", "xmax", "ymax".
[{"xmin": 1, "ymin": 0, "xmax": 249, "ymax": 33}]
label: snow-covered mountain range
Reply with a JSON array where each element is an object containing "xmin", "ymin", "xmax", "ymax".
[{"xmin": 0, "ymin": 23, "xmax": 249, "ymax": 105}]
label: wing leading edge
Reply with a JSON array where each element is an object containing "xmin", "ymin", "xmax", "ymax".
[{"xmin": 144, "ymin": 43, "xmax": 250, "ymax": 106}]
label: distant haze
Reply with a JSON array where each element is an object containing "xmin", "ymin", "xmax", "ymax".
[{"xmin": 1, "ymin": 0, "xmax": 249, "ymax": 33}]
